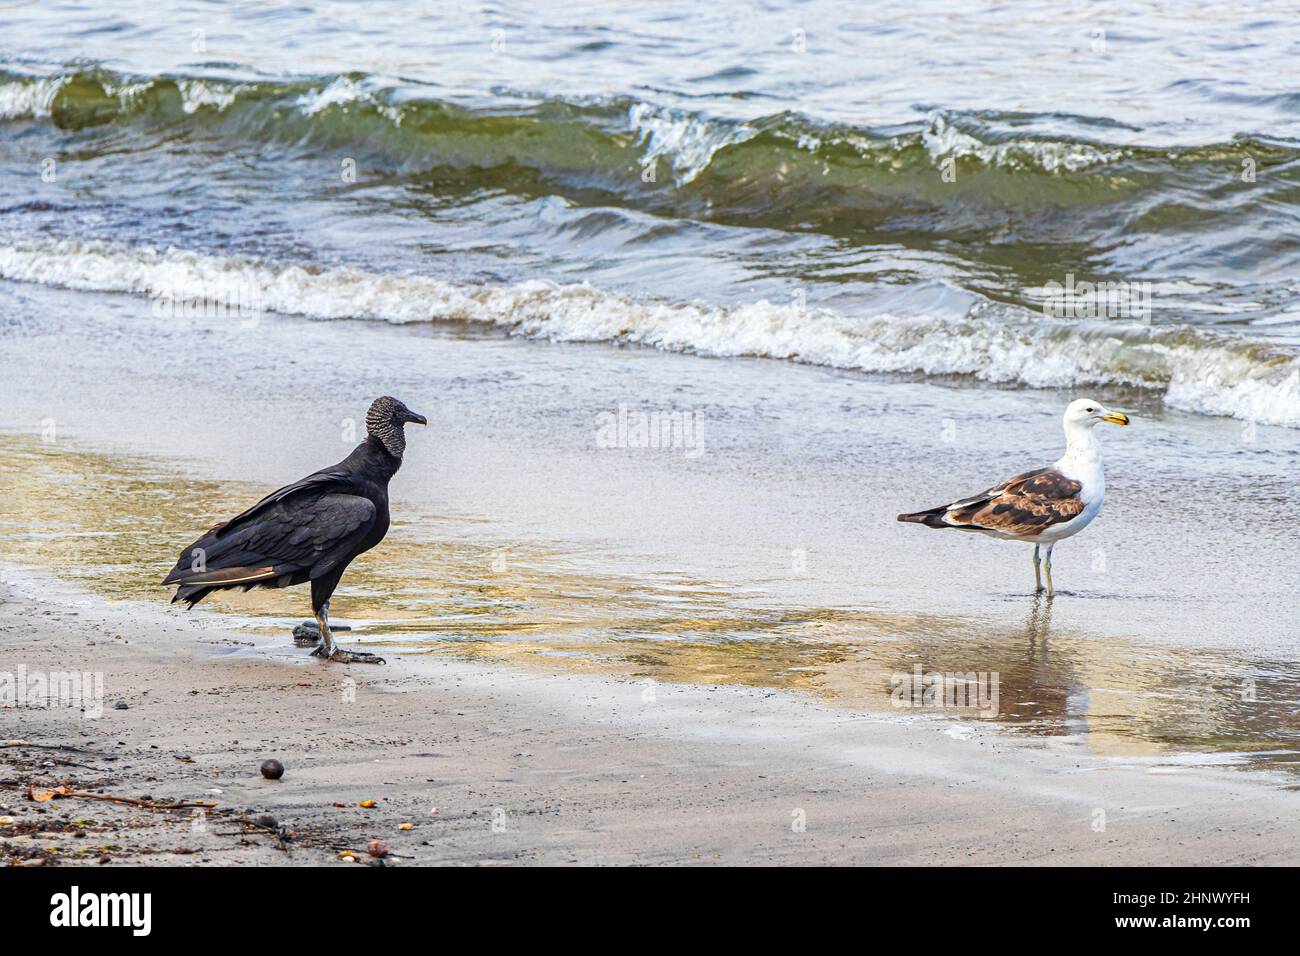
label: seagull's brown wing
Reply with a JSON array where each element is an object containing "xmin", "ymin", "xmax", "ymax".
[{"xmin": 898, "ymin": 467, "xmax": 1084, "ymax": 537}]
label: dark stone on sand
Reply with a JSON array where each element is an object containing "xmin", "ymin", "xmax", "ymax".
[
  {"xmin": 113, "ymin": 700, "xmax": 128, "ymax": 710},
  {"xmin": 292, "ymin": 621, "xmax": 352, "ymax": 646},
  {"xmin": 260, "ymin": 758, "xmax": 285, "ymax": 780},
  {"xmin": 252, "ymin": 814, "xmax": 278, "ymax": 830},
  {"xmin": 293, "ymin": 621, "xmax": 351, "ymax": 635}
]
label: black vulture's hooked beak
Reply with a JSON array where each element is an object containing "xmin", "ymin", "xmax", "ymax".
[{"xmin": 407, "ymin": 411, "xmax": 428, "ymax": 427}]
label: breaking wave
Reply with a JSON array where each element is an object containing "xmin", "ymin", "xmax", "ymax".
[
  {"xmin": 2, "ymin": 240, "xmax": 1297, "ymax": 428},
  {"xmin": 2, "ymin": 67, "xmax": 1291, "ymax": 214}
]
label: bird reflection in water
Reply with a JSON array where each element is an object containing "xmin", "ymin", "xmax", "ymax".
[{"xmin": 1024, "ymin": 593, "xmax": 1053, "ymax": 657}]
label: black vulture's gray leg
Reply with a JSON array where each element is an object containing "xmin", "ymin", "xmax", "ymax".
[
  {"xmin": 308, "ymin": 603, "xmax": 385, "ymax": 664},
  {"xmin": 294, "ymin": 602, "xmax": 353, "ymax": 646}
]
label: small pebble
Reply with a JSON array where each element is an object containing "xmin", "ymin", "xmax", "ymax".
[
  {"xmin": 113, "ymin": 700, "xmax": 128, "ymax": 710},
  {"xmin": 367, "ymin": 839, "xmax": 389, "ymax": 858},
  {"xmin": 0, "ymin": 816, "xmax": 13, "ymax": 826},
  {"xmin": 252, "ymin": 814, "xmax": 278, "ymax": 830},
  {"xmin": 260, "ymin": 758, "xmax": 285, "ymax": 780}
]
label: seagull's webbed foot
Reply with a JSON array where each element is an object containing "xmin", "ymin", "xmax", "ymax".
[{"xmin": 310, "ymin": 644, "xmax": 386, "ymax": 665}]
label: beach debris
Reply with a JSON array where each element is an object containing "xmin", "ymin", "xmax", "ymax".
[
  {"xmin": 113, "ymin": 700, "xmax": 129, "ymax": 710},
  {"xmin": 2, "ymin": 740, "xmax": 99, "ymax": 752},
  {"xmin": 252, "ymin": 814, "xmax": 279, "ymax": 830},
  {"xmin": 367, "ymin": 839, "xmax": 389, "ymax": 858},
  {"xmin": 398, "ymin": 823, "xmax": 413, "ymax": 831},
  {"xmin": 359, "ymin": 800, "xmax": 376, "ymax": 809},
  {"xmin": 174, "ymin": 754, "xmax": 195, "ymax": 763},
  {"xmin": 24, "ymin": 784, "xmax": 216, "ymax": 811},
  {"xmin": 260, "ymin": 758, "xmax": 285, "ymax": 780},
  {"xmin": 27, "ymin": 785, "xmax": 71, "ymax": 803},
  {"xmin": 0, "ymin": 816, "xmax": 15, "ymax": 825},
  {"xmin": 337, "ymin": 849, "xmax": 358, "ymax": 862},
  {"xmin": 293, "ymin": 621, "xmax": 351, "ymax": 643}
]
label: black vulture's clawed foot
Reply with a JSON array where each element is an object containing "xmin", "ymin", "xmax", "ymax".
[{"xmin": 310, "ymin": 645, "xmax": 386, "ymax": 665}]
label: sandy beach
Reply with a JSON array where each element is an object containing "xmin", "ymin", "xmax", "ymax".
[{"xmin": 3, "ymin": 565, "xmax": 1298, "ymax": 866}]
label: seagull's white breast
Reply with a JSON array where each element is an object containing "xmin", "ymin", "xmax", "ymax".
[{"xmin": 1041, "ymin": 453, "xmax": 1105, "ymax": 543}]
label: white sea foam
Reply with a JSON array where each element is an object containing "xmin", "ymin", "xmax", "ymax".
[
  {"xmin": 628, "ymin": 102, "xmax": 757, "ymax": 185},
  {"xmin": 2, "ymin": 240, "xmax": 1297, "ymax": 428},
  {"xmin": 295, "ymin": 76, "xmax": 369, "ymax": 115},
  {"xmin": 922, "ymin": 113, "xmax": 1125, "ymax": 174},
  {"xmin": 0, "ymin": 76, "xmax": 61, "ymax": 120},
  {"xmin": 0, "ymin": 75, "xmax": 240, "ymax": 121},
  {"xmin": 178, "ymin": 79, "xmax": 240, "ymax": 114}
]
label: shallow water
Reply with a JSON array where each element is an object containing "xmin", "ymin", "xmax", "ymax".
[{"xmin": 3, "ymin": 430, "xmax": 1299, "ymax": 769}]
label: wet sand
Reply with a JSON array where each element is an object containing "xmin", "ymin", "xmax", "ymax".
[{"xmin": 4, "ymin": 567, "xmax": 1300, "ymax": 866}]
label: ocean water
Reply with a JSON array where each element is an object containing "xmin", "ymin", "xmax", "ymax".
[
  {"xmin": 2, "ymin": 1, "xmax": 1300, "ymax": 425},
  {"xmin": 3, "ymin": 4, "xmax": 1300, "ymax": 767}
]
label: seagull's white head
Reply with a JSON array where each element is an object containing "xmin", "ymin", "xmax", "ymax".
[{"xmin": 1065, "ymin": 398, "xmax": 1130, "ymax": 429}]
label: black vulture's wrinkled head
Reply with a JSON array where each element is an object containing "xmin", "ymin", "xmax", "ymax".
[{"xmin": 366, "ymin": 396, "xmax": 427, "ymax": 458}]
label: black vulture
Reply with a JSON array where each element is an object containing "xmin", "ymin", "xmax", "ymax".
[{"xmin": 161, "ymin": 396, "xmax": 427, "ymax": 663}]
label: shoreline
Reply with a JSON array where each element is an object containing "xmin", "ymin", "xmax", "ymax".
[
  {"xmin": 3, "ymin": 407, "xmax": 1297, "ymax": 768},
  {"xmin": 3, "ymin": 565, "xmax": 1298, "ymax": 866}
]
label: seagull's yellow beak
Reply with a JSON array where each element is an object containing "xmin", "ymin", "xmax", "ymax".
[{"xmin": 1100, "ymin": 411, "xmax": 1130, "ymax": 426}]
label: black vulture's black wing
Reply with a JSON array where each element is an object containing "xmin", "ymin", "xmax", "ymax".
[
  {"xmin": 162, "ymin": 489, "xmax": 376, "ymax": 596},
  {"xmin": 206, "ymin": 469, "xmax": 354, "ymax": 539}
]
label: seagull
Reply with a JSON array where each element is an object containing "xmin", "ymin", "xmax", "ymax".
[
  {"xmin": 162, "ymin": 396, "xmax": 427, "ymax": 662},
  {"xmin": 897, "ymin": 398, "xmax": 1129, "ymax": 596}
]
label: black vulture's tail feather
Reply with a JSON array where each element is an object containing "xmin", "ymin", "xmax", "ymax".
[{"xmin": 171, "ymin": 584, "xmax": 214, "ymax": 607}]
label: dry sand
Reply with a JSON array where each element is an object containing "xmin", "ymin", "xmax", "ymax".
[{"xmin": 2, "ymin": 565, "xmax": 1297, "ymax": 867}]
